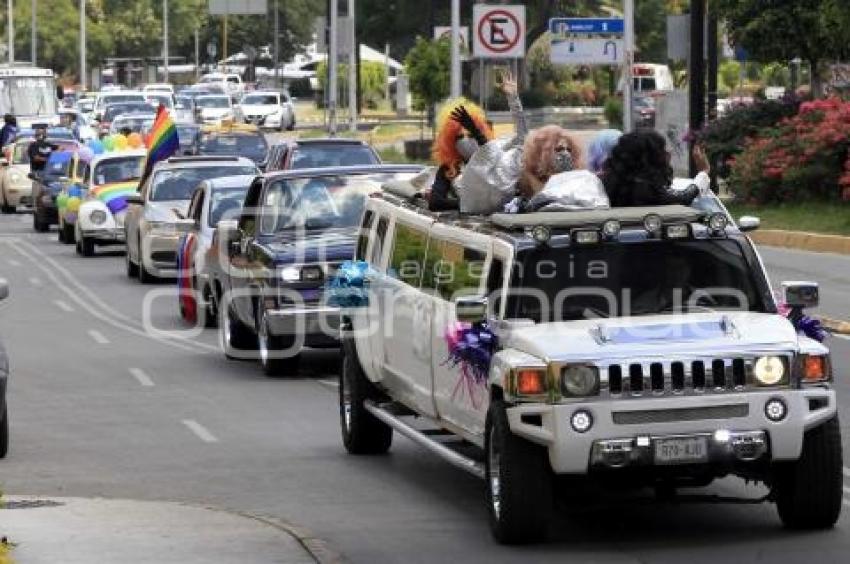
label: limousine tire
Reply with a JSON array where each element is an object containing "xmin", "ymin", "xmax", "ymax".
[
  {"xmin": 219, "ymin": 303, "xmax": 257, "ymax": 360},
  {"xmin": 258, "ymin": 311, "xmax": 301, "ymax": 377},
  {"xmin": 340, "ymin": 341, "xmax": 392, "ymax": 455},
  {"xmin": 485, "ymin": 400, "xmax": 551, "ymax": 544},
  {"xmin": 774, "ymin": 416, "xmax": 843, "ymax": 529}
]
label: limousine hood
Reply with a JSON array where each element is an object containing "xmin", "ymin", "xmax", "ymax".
[
  {"xmin": 500, "ymin": 312, "xmax": 801, "ymax": 362},
  {"xmin": 261, "ymin": 228, "xmax": 356, "ymax": 265}
]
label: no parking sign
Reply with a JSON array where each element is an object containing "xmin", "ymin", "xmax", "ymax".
[{"xmin": 472, "ymin": 4, "xmax": 526, "ymax": 59}]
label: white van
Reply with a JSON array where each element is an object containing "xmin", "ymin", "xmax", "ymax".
[{"xmin": 631, "ymin": 63, "xmax": 674, "ymax": 93}]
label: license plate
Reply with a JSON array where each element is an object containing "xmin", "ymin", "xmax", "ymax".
[{"xmin": 654, "ymin": 436, "xmax": 708, "ymax": 465}]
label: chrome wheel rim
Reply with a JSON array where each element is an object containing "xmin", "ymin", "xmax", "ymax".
[{"xmin": 488, "ymin": 436, "xmax": 502, "ymax": 519}]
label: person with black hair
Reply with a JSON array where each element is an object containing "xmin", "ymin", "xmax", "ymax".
[
  {"xmin": 0, "ymin": 114, "xmax": 18, "ymax": 148},
  {"xmin": 601, "ymin": 130, "xmax": 699, "ymax": 207}
]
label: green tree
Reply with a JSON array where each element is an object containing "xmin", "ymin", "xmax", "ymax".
[
  {"xmin": 714, "ymin": 0, "xmax": 850, "ymax": 95},
  {"xmin": 719, "ymin": 60, "xmax": 741, "ymax": 91},
  {"xmin": 317, "ymin": 60, "xmax": 387, "ymax": 108},
  {"xmin": 404, "ymin": 37, "xmax": 450, "ymax": 123}
]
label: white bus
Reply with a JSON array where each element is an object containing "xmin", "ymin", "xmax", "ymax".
[{"xmin": 0, "ymin": 66, "xmax": 60, "ymax": 128}]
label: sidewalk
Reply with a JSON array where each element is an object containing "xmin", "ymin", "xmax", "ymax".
[{"xmin": 1, "ymin": 496, "xmax": 336, "ymax": 564}]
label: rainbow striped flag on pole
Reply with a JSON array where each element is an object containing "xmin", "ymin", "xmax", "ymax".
[{"xmin": 139, "ymin": 105, "xmax": 180, "ymax": 186}]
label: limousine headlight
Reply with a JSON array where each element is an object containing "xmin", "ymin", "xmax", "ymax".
[
  {"xmin": 561, "ymin": 364, "xmax": 600, "ymax": 397},
  {"xmin": 754, "ymin": 355, "xmax": 786, "ymax": 386},
  {"xmin": 279, "ymin": 265, "xmax": 324, "ymax": 283}
]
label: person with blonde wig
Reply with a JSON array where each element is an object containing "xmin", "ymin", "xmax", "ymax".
[{"xmin": 517, "ymin": 125, "xmax": 583, "ymax": 198}]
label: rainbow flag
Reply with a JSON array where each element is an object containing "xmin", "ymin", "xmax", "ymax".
[
  {"xmin": 139, "ymin": 105, "xmax": 180, "ymax": 185},
  {"xmin": 91, "ymin": 180, "xmax": 138, "ymax": 214}
]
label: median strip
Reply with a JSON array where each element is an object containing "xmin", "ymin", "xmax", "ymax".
[
  {"xmin": 819, "ymin": 316, "xmax": 850, "ymax": 336},
  {"xmin": 750, "ymin": 229, "xmax": 850, "ymax": 255}
]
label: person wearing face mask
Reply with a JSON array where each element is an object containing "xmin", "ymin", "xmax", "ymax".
[
  {"xmin": 426, "ymin": 98, "xmax": 493, "ymax": 212},
  {"xmin": 27, "ymin": 127, "xmax": 59, "ymax": 174}
]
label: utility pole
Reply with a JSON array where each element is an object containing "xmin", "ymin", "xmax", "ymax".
[
  {"xmin": 162, "ymin": 0, "xmax": 169, "ymax": 82},
  {"xmin": 79, "ymin": 0, "xmax": 86, "ymax": 89},
  {"xmin": 7, "ymin": 0, "xmax": 14, "ymax": 64},
  {"xmin": 450, "ymin": 0, "xmax": 460, "ymax": 97},
  {"xmin": 689, "ymin": 0, "xmax": 706, "ymax": 176},
  {"xmin": 194, "ymin": 27, "xmax": 199, "ymax": 80},
  {"xmin": 706, "ymin": 11, "xmax": 718, "ymax": 121},
  {"xmin": 222, "ymin": 14, "xmax": 228, "ymax": 71},
  {"xmin": 348, "ymin": 0, "xmax": 357, "ymax": 132},
  {"xmin": 274, "ymin": 0, "xmax": 280, "ymax": 89},
  {"xmin": 328, "ymin": 0, "xmax": 338, "ymax": 136},
  {"xmin": 622, "ymin": 0, "xmax": 634, "ymax": 132},
  {"xmin": 31, "ymin": 0, "xmax": 35, "ymax": 65}
]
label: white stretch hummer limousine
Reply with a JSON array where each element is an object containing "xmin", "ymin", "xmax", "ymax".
[{"xmin": 337, "ymin": 185, "xmax": 842, "ymax": 544}]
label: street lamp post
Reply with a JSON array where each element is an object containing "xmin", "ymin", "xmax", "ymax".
[
  {"xmin": 348, "ymin": 0, "xmax": 356, "ymax": 132},
  {"xmin": 162, "ymin": 0, "xmax": 169, "ymax": 82},
  {"xmin": 31, "ymin": 0, "xmax": 35, "ymax": 65},
  {"xmin": 328, "ymin": 0, "xmax": 338, "ymax": 136},
  {"xmin": 274, "ymin": 0, "xmax": 280, "ymax": 88},
  {"xmin": 79, "ymin": 0, "xmax": 86, "ymax": 89},
  {"xmin": 450, "ymin": 0, "xmax": 460, "ymax": 98},
  {"xmin": 7, "ymin": 0, "xmax": 14, "ymax": 64}
]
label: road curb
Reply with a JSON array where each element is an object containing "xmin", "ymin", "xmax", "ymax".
[
  {"xmin": 818, "ymin": 316, "xmax": 850, "ymax": 335},
  {"xmin": 750, "ymin": 229, "xmax": 850, "ymax": 255},
  {"xmin": 231, "ymin": 510, "xmax": 347, "ymax": 564}
]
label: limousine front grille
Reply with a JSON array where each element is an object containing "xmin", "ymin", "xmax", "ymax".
[{"xmin": 602, "ymin": 356, "xmax": 788, "ymax": 398}]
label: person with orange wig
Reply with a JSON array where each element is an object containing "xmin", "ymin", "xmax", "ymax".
[{"xmin": 428, "ymin": 97, "xmax": 493, "ymax": 211}]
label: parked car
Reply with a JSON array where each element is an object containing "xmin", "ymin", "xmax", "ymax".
[
  {"xmin": 265, "ymin": 139, "xmax": 381, "ymax": 172},
  {"xmin": 194, "ymin": 95, "xmax": 234, "ymax": 125},
  {"xmin": 176, "ymin": 174, "xmax": 255, "ymax": 326},
  {"xmin": 28, "ymin": 139, "xmax": 84, "ymax": 232},
  {"xmin": 211, "ymin": 164, "xmax": 421, "ymax": 376},
  {"xmin": 198, "ymin": 124, "xmax": 268, "ymax": 168},
  {"xmin": 339, "ymin": 184, "xmax": 842, "ymax": 544},
  {"xmin": 237, "ymin": 90, "xmax": 295, "ymax": 131},
  {"xmin": 124, "ymin": 156, "xmax": 258, "ymax": 282},
  {"xmin": 0, "ymin": 278, "xmax": 9, "ymax": 458},
  {"xmin": 73, "ymin": 149, "xmax": 146, "ymax": 255}
]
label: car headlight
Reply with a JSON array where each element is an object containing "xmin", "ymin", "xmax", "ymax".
[
  {"xmin": 89, "ymin": 209, "xmax": 107, "ymax": 225},
  {"xmin": 9, "ymin": 171, "xmax": 23, "ymax": 184},
  {"xmin": 279, "ymin": 265, "xmax": 323, "ymax": 283},
  {"xmin": 561, "ymin": 364, "xmax": 600, "ymax": 397},
  {"xmin": 754, "ymin": 355, "xmax": 787, "ymax": 386}
]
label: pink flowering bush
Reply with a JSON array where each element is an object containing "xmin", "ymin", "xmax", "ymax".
[{"xmin": 728, "ymin": 98, "xmax": 850, "ymax": 203}]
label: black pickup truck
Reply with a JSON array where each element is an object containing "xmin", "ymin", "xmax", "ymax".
[{"xmin": 210, "ymin": 164, "xmax": 421, "ymax": 377}]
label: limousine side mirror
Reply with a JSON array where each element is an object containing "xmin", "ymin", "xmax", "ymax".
[
  {"xmin": 782, "ymin": 281, "xmax": 819, "ymax": 310},
  {"xmin": 454, "ymin": 295, "xmax": 488, "ymax": 324},
  {"xmin": 738, "ymin": 216, "xmax": 760, "ymax": 232}
]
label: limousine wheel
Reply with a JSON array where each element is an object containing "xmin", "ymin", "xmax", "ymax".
[
  {"xmin": 258, "ymin": 312, "xmax": 301, "ymax": 377},
  {"xmin": 774, "ymin": 416, "xmax": 843, "ymax": 529},
  {"xmin": 340, "ymin": 341, "xmax": 392, "ymax": 455},
  {"xmin": 485, "ymin": 400, "xmax": 551, "ymax": 544},
  {"xmin": 0, "ymin": 406, "xmax": 8, "ymax": 459}
]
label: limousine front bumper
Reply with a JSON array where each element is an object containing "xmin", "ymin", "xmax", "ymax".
[{"xmin": 266, "ymin": 305, "xmax": 340, "ymax": 348}]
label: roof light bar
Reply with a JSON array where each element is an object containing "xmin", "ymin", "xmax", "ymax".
[
  {"xmin": 707, "ymin": 212, "xmax": 729, "ymax": 233},
  {"xmin": 530, "ymin": 224, "xmax": 552, "ymax": 244},
  {"xmin": 664, "ymin": 224, "xmax": 690, "ymax": 239},
  {"xmin": 573, "ymin": 230, "xmax": 600, "ymax": 245},
  {"xmin": 601, "ymin": 219, "xmax": 621, "ymax": 240},
  {"xmin": 643, "ymin": 213, "xmax": 663, "ymax": 235}
]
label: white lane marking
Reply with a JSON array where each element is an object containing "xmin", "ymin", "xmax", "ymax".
[
  {"xmin": 28, "ymin": 277, "xmax": 42, "ymax": 286},
  {"xmin": 182, "ymin": 419, "xmax": 219, "ymax": 443},
  {"xmin": 87, "ymin": 329, "xmax": 110, "ymax": 344},
  {"xmin": 53, "ymin": 299, "xmax": 74, "ymax": 312},
  {"xmin": 7, "ymin": 258, "xmax": 21, "ymax": 267},
  {"xmin": 129, "ymin": 368, "xmax": 155, "ymax": 387},
  {"xmin": 317, "ymin": 379, "xmax": 339, "ymax": 389}
]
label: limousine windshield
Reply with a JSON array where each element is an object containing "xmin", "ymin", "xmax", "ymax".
[{"xmin": 505, "ymin": 239, "xmax": 770, "ymax": 322}]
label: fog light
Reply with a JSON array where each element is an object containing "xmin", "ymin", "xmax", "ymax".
[
  {"xmin": 301, "ymin": 265, "xmax": 323, "ymax": 282},
  {"xmin": 665, "ymin": 224, "xmax": 690, "ymax": 239},
  {"xmin": 765, "ymin": 398, "xmax": 787, "ymax": 422},
  {"xmin": 574, "ymin": 230, "xmax": 600, "ymax": 244},
  {"xmin": 570, "ymin": 410, "xmax": 593, "ymax": 433},
  {"xmin": 643, "ymin": 213, "xmax": 662, "ymax": 234},
  {"xmin": 530, "ymin": 224, "xmax": 551, "ymax": 244},
  {"xmin": 601, "ymin": 219, "xmax": 620, "ymax": 239}
]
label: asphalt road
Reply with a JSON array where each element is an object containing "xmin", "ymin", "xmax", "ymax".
[{"xmin": 1, "ymin": 212, "xmax": 850, "ymax": 564}]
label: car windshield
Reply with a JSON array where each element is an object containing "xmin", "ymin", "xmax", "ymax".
[
  {"xmin": 259, "ymin": 171, "xmax": 415, "ymax": 233},
  {"xmin": 97, "ymin": 94, "xmax": 145, "ymax": 109},
  {"xmin": 199, "ymin": 134, "xmax": 267, "ymax": 162},
  {"xmin": 150, "ymin": 165, "xmax": 257, "ymax": 201},
  {"xmin": 92, "ymin": 156, "xmax": 144, "ymax": 186},
  {"xmin": 0, "ymin": 76, "xmax": 57, "ymax": 116},
  {"xmin": 506, "ymin": 240, "xmax": 767, "ymax": 322},
  {"xmin": 111, "ymin": 116, "xmax": 155, "ymax": 133},
  {"xmin": 44, "ymin": 153, "xmax": 72, "ymax": 177},
  {"xmin": 104, "ymin": 103, "xmax": 152, "ymax": 121},
  {"xmin": 208, "ymin": 186, "xmax": 249, "ymax": 227},
  {"xmin": 242, "ymin": 94, "xmax": 278, "ymax": 105},
  {"xmin": 290, "ymin": 144, "xmax": 379, "ymax": 169},
  {"xmin": 196, "ymin": 97, "xmax": 230, "ymax": 108}
]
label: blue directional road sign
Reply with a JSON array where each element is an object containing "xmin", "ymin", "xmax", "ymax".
[{"xmin": 549, "ymin": 18, "xmax": 625, "ymax": 36}]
